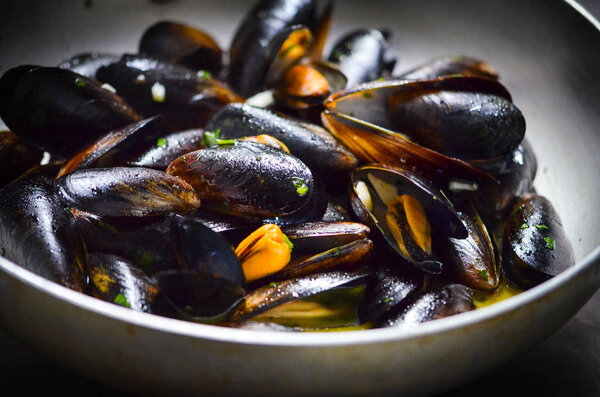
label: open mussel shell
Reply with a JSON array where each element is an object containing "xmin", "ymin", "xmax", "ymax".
[
  {"xmin": 328, "ymin": 29, "xmax": 396, "ymax": 87},
  {"xmin": 58, "ymin": 52, "xmax": 121, "ymax": 79},
  {"xmin": 0, "ymin": 177, "xmax": 86, "ymax": 291},
  {"xmin": 139, "ymin": 21, "xmax": 224, "ymax": 76},
  {"xmin": 378, "ymin": 283, "xmax": 475, "ymax": 328},
  {"xmin": 88, "ymin": 253, "xmax": 159, "ymax": 312},
  {"xmin": 439, "ymin": 194, "xmax": 500, "ymax": 290},
  {"xmin": 349, "ymin": 164, "xmax": 468, "ymax": 274},
  {"xmin": 0, "ymin": 130, "xmax": 44, "ymax": 187},
  {"xmin": 502, "ymin": 194, "xmax": 575, "ymax": 289},
  {"xmin": 470, "ymin": 138, "xmax": 537, "ymax": 228},
  {"xmin": 205, "ymin": 103, "xmax": 358, "ymax": 176},
  {"xmin": 325, "ymin": 75, "xmax": 524, "ymax": 161},
  {"xmin": 56, "ymin": 167, "xmax": 200, "ymax": 217},
  {"xmin": 228, "ymin": 267, "xmax": 372, "ymax": 322},
  {"xmin": 228, "ymin": 0, "xmax": 317, "ymax": 97},
  {"xmin": 167, "ymin": 141, "xmax": 326, "ymax": 224},
  {"xmin": 0, "ymin": 65, "xmax": 141, "ymax": 157},
  {"xmin": 395, "ymin": 55, "xmax": 499, "ymax": 81},
  {"xmin": 72, "ymin": 211, "xmax": 178, "ymax": 274},
  {"xmin": 95, "ymin": 54, "xmax": 242, "ymax": 130},
  {"xmin": 321, "ymin": 110, "xmax": 490, "ymax": 186},
  {"xmin": 57, "ymin": 115, "xmax": 170, "ymax": 178}
]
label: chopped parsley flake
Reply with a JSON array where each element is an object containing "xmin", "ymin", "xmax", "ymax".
[
  {"xmin": 383, "ymin": 297, "xmax": 392, "ymax": 303},
  {"xmin": 215, "ymin": 139, "xmax": 235, "ymax": 146},
  {"xmin": 269, "ymin": 282, "xmax": 278, "ymax": 288},
  {"xmin": 439, "ymin": 189, "xmax": 453, "ymax": 206},
  {"xmin": 292, "ymin": 177, "xmax": 308, "ymax": 196},
  {"xmin": 376, "ymin": 77, "xmax": 385, "ymax": 82},
  {"xmin": 75, "ymin": 77, "xmax": 85, "ymax": 87},
  {"xmin": 202, "ymin": 129, "xmax": 221, "ymax": 147},
  {"xmin": 511, "ymin": 204, "xmax": 523, "ymax": 216},
  {"xmin": 331, "ymin": 248, "xmax": 341, "ymax": 257},
  {"xmin": 282, "ymin": 233, "xmax": 294, "ymax": 251},
  {"xmin": 156, "ymin": 137, "xmax": 167, "ymax": 148},
  {"xmin": 196, "ymin": 70, "xmax": 211, "ymax": 80},
  {"xmin": 64, "ymin": 207, "xmax": 72, "ymax": 214},
  {"xmin": 135, "ymin": 251, "xmax": 153, "ymax": 271},
  {"xmin": 535, "ymin": 224, "xmax": 549, "ymax": 230},
  {"xmin": 184, "ymin": 305, "xmax": 194, "ymax": 313},
  {"xmin": 114, "ymin": 293, "xmax": 131, "ymax": 308},
  {"xmin": 179, "ymin": 156, "xmax": 187, "ymax": 164},
  {"xmin": 520, "ymin": 223, "xmax": 529, "ymax": 229},
  {"xmin": 478, "ymin": 269, "xmax": 489, "ymax": 282},
  {"xmin": 544, "ymin": 237, "xmax": 555, "ymax": 250}
]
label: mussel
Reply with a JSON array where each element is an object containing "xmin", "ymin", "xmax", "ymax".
[
  {"xmin": 0, "ymin": 66, "xmax": 141, "ymax": 157},
  {"xmin": 0, "ymin": 177, "xmax": 87, "ymax": 291},
  {"xmin": 0, "ymin": 130, "xmax": 44, "ymax": 187},
  {"xmin": 58, "ymin": 52, "xmax": 121, "ymax": 79},
  {"xmin": 349, "ymin": 164, "xmax": 468, "ymax": 274},
  {"xmin": 502, "ymin": 194, "xmax": 574, "ymax": 289},
  {"xmin": 96, "ymin": 54, "xmax": 242, "ymax": 130},
  {"xmin": 328, "ymin": 29, "xmax": 396, "ymax": 87},
  {"xmin": 167, "ymin": 140, "xmax": 326, "ymax": 224},
  {"xmin": 139, "ymin": 21, "xmax": 224, "ymax": 76},
  {"xmin": 395, "ymin": 55, "xmax": 498, "ymax": 81},
  {"xmin": 56, "ymin": 167, "xmax": 200, "ymax": 217}
]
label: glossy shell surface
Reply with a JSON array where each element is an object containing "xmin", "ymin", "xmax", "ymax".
[{"xmin": 0, "ymin": 0, "xmax": 599, "ymax": 395}]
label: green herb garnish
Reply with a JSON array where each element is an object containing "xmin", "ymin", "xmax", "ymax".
[
  {"xmin": 477, "ymin": 269, "xmax": 489, "ymax": 282},
  {"xmin": 376, "ymin": 77, "xmax": 385, "ymax": 82},
  {"xmin": 75, "ymin": 77, "xmax": 85, "ymax": 87},
  {"xmin": 156, "ymin": 137, "xmax": 167, "ymax": 148},
  {"xmin": 196, "ymin": 70, "xmax": 211, "ymax": 80},
  {"xmin": 439, "ymin": 189, "xmax": 453, "ymax": 206},
  {"xmin": 544, "ymin": 237, "xmax": 555, "ymax": 250},
  {"xmin": 114, "ymin": 293, "xmax": 130, "ymax": 308},
  {"xmin": 184, "ymin": 305, "xmax": 194, "ymax": 313},
  {"xmin": 535, "ymin": 224, "xmax": 549, "ymax": 230},
  {"xmin": 64, "ymin": 207, "xmax": 72, "ymax": 214},
  {"xmin": 282, "ymin": 233, "xmax": 294, "ymax": 251},
  {"xmin": 222, "ymin": 200, "xmax": 231, "ymax": 212},
  {"xmin": 383, "ymin": 297, "xmax": 392, "ymax": 303},
  {"xmin": 135, "ymin": 251, "xmax": 153, "ymax": 271},
  {"xmin": 511, "ymin": 204, "xmax": 523, "ymax": 216},
  {"xmin": 202, "ymin": 128, "xmax": 221, "ymax": 147},
  {"xmin": 331, "ymin": 248, "xmax": 341, "ymax": 257},
  {"xmin": 269, "ymin": 282, "xmax": 278, "ymax": 288},
  {"xmin": 215, "ymin": 139, "xmax": 235, "ymax": 146},
  {"xmin": 179, "ymin": 156, "xmax": 187, "ymax": 164},
  {"xmin": 292, "ymin": 177, "xmax": 308, "ymax": 196},
  {"xmin": 520, "ymin": 223, "xmax": 529, "ymax": 229}
]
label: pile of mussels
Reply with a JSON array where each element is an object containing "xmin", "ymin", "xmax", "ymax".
[{"xmin": 0, "ymin": 0, "xmax": 575, "ymax": 330}]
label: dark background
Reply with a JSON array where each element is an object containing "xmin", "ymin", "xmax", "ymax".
[{"xmin": 1, "ymin": 0, "xmax": 599, "ymax": 395}]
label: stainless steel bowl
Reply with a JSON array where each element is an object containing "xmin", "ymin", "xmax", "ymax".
[{"xmin": 1, "ymin": 0, "xmax": 599, "ymax": 395}]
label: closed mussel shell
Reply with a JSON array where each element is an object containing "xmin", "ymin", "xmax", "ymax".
[
  {"xmin": 56, "ymin": 167, "xmax": 200, "ymax": 217},
  {"xmin": 139, "ymin": 21, "xmax": 224, "ymax": 76},
  {"xmin": 205, "ymin": 103, "xmax": 358, "ymax": 176},
  {"xmin": 502, "ymin": 194, "xmax": 574, "ymax": 289},
  {"xmin": 0, "ymin": 130, "xmax": 44, "ymax": 187},
  {"xmin": 96, "ymin": 55, "xmax": 242, "ymax": 130},
  {"xmin": 349, "ymin": 164, "xmax": 467, "ymax": 274},
  {"xmin": 0, "ymin": 66, "xmax": 141, "ymax": 157},
  {"xmin": 0, "ymin": 177, "xmax": 87, "ymax": 291},
  {"xmin": 58, "ymin": 52, "xmax": 121, "ymax": 79},
  {"xmin": 156, "ymin": 216, "xmax": 245, "ymax": 319},
  {"xmin": 167, "ymin": 141, "xmax": 326, "ymax": 223},
  {"xmin": 378, "ymin": 283, "xmax": 475, "ymax": 328},
  {"xmin": 88, "ymin": 252, "xmax": 159, "ymax": 312},
  {"xmin": 328, "ymin": 29, "xmax": 396, "ymax": 87}
]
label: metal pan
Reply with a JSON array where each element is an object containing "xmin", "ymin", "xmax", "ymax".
[{"xmin": 0, "ymin": 0, "xmax": 599, "ymax": 394}]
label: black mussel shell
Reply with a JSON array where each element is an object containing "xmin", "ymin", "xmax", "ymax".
[
  {"xmin": 0, "ymin": 130, "xmax": 44, "ymax": 187},
  {"xmin": 0, "ymin": 66, "xmax": 141, "ymax": 157},
  {"xmin": 167, "ymin": 141, "xmax": 326, "ymax": 224},
  {"xmin": 328, "ymin": 29, "xmax": 396, "ymax": 87},
  {"xmin": 58, "ymin": 52, "xmax": 121, "ymax": 79},
  {"xmin": 228, "ymin": 0, "xmax": 317, "ymax": 97},
  {"xmin": 395, "ymin": 55, "xmax": 498, "ymax": 81},
  {"xmin": 72, "ymin": 211, "xmax": 178, "ymax": 274},
  {"xmin": 439, "ymin": 194, "xmax": 500, "ymax": 290},
  {"xmin": 502, "ymin": 194, "xmax": 574, "ymax": 289},
  {"xmin": 139, "ymin": 21, "xmax": 224, "ymax": 76},
  {"xmin": 321, "ymin": 195, "xmax": 352, "ymax": 222},
  {"xmin": 96, "ymin": 55, "xmax": 242, "ymax": 130},
  {"xmin": 205, "ymin": 103, "xmax": 358, "ymax": 176},
  {"xmin": 228, "ymin": 268, "xmax": 372, "ymax": 322},
  {"xmin": 470, "ymin": 139, "xmax": 537, "ymax": 228},
  {"xmin": 378, "ymin": 284, "xmax": 475, "ymax": 328},
  {"xmin": 56, "ymin": 167, "xmax": 200, "ymax": 217},
  {"xmin": 88, "ymin": 252, "xmax": 159, "ymax": 312},
  {"xmin": 0, "ymin": 177, "xmax": 86, "ymax": 291}
]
